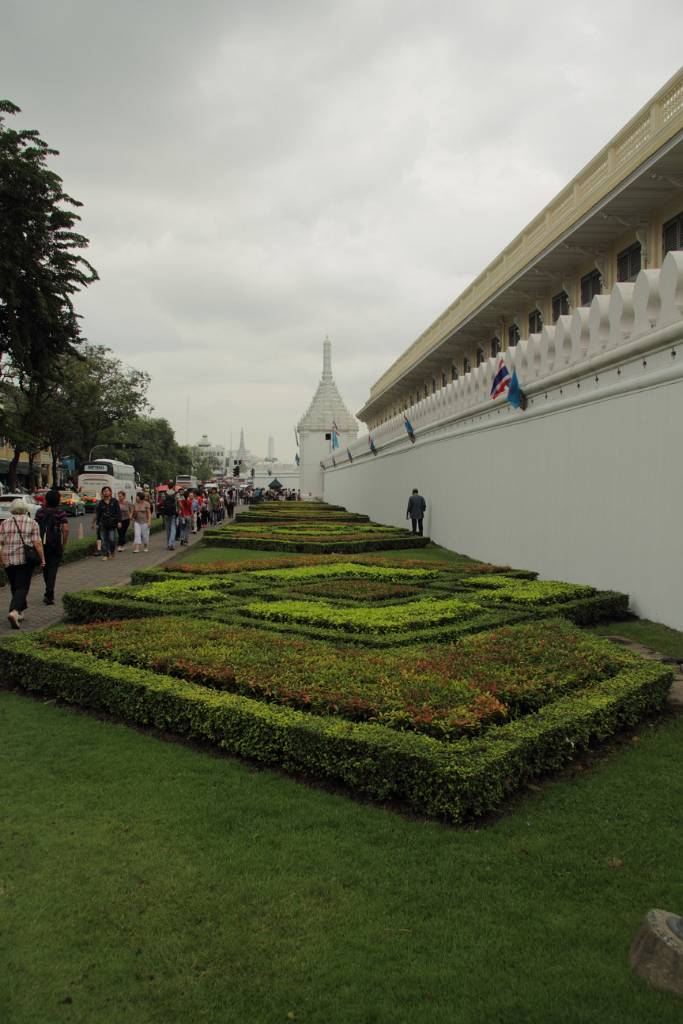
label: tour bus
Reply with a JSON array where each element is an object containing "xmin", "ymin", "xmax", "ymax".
[
  {"xmin": 175, "ymin": 474, "xmax": 198, "ymax": 491},
  {"xmin": 77, "ymin": 460, "xmax": 138, "ymax": 509}
]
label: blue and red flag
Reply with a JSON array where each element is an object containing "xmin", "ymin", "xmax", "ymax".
[
  {"xmin": 369, "ymin": 435, "xmax": 377, "ymax": 456},
  {"xmin": 490, "ymin": 359, "xmax": 511, "ymax": 399},
  {"xmin": 403, "ymin": 415, "xmax": 416, "ymax": 443}
]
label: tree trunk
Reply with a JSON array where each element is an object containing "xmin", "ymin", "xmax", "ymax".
[
  {"xmin": 28, "ymin": 450, "xmax": 38, "ymax": 489},
  {"xmin": 52, "ymin": 449, "xmax": 60, "ymax": 487},
  {"xmin": 8, "ymin": 448, "xmax": 21, "ymax": 491}
]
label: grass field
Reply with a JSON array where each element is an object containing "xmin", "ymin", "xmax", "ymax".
[
  {"xmin": 3, "ymin": 531, "xmax": 682, "ymax": 1022},
  {"xmin": 2, "ymin": 688, "xmax": 682, "ymax": 1024}
]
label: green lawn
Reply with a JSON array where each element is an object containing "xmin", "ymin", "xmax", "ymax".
[
  {"xmin": 173, "ymin": 541, "xmax": 478, "ymax": 568},
  {"xmin": 2, "ymin": 688, "xmax": 682, "ymax": 1024},
  {"xmin": 589, "ymin": 619, "xmax": 683, "ymax": 660}
]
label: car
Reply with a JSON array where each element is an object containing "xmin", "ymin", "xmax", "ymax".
[
  {"xmin": 0, "ymin": 493, "xmax": 40, "ymax": 521},
  {"xmin": 32, "ymin": 489, "xmax": 49, "ymax": 507},
  {"xmin": 58, "ymin": 490, "xmax": 86, "ymax": 516}
]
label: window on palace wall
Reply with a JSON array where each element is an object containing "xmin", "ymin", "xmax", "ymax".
[
  {"xmin": 451, "ymin": 363, "xmax": 459, "ymax": 382},
  {"xmin": 463, "ymin": 356, "xmax": 471, "ymax": 374},
  {"xmin": 491, "ymin": 337, "xmax": 501, "ymax": 358},
  {"xmin": 424, "ymin": 385, "xmax": 428, "ymax": 399},
  {"xmin": 663, "ymin": 211, "xmax": 683, "ymax": 256},
  {"xmin": 580, "ymin": 269, "xmax": 602, "ymax": 306},
  {"xmin": 617, "ymin": 242, "xmax": 641, "ymax": 282},
  {"xmin": 508, "ymin": 323, "xmax": 520, "ymax": 347},
  {"xmin": 528, "ymin": 309, "xmax": 543, "ymax": 334},
  {"xmin": 552, "ymin": 291, "xmax": 570, "ymax": 322},
  {"xmin": 431, "ymin": 377, "xmax": 436, "ymax": 394},
  {"xmin": 441, "ymin": 371, "xmax": 447, "ymax": 388},
  {"xmin": 476, "ymin": 347, "xmax": 485, "ymax": 367}
]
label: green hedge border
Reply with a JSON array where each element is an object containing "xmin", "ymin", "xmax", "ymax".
[{"xmin": 0, "ymin": 634, "xmax": 671, "ymax": 823}]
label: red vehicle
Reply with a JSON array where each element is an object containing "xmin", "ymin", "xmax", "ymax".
[{"xmin": 32, "ymin": 488, "xmax": 49, "ymax": 506}]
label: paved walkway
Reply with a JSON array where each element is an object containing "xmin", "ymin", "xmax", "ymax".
[
  {"xmin": 605, "ymin": 635, "xmax": 683, "ymax": 708},
  {"xmin": 1, "ymin": 524, "xmax": 205, "ymax": 634}
]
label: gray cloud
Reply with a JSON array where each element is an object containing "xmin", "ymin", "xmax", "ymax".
[{"xmin": 3, "ymin": 0, "xmax": 682, "ymax": 457}]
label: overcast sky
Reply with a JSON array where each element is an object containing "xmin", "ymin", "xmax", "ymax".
[{"xmin": 3, "ymin": 1, "xmax": 682, "ymax": 460}]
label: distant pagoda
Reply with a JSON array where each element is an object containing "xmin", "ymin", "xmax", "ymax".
[{"xmin": 297, "ymin": 336, "xmax": 357, "ymax": 496}]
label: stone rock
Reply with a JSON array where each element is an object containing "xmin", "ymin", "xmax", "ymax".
[{"xmin": 629, "ymin": 909, "xmax": 683, "ymax": 997}]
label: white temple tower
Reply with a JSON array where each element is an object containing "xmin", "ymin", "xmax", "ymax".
[{"xmin": 297, "ymin": 336, "xmax": 358, "ymax": 497}]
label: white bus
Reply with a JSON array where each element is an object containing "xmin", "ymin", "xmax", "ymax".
[
  {"xmin": 78, "ymin": 460, "xmax": 138, "ymax": 508},
  {"xmin": 176, "ymin": 474, "xmax": 198, "ymax": 490}
]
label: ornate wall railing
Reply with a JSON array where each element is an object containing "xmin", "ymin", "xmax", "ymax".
[
  {"xmin": 365, "ymin": 68, "xmax": 683, "ymax": 408},
  {"xmin": 323, "ymin": 251, "xmax": 683, "ymax": 468}
]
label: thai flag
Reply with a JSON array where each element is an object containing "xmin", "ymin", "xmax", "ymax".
[
  {"xmin": 369, "ymin": 436, "xmax": 377, "ymax": 455},
  {"xmin": 490, "ymin": 359, "xmax": 511, "ymax": 399},
  {"xmin": 403, "ymin": 415, "xmax": 416, "ymax": 443}
]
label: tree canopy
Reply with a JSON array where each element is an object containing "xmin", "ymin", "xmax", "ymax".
[{"xmin": 0, "ymin": 100, "xmax": 98, "ymax": 383}]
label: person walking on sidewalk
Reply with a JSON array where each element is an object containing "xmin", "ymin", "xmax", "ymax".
[
  {"xmin": 94, "ymin": 486, "xmax": 121, "ymax": 560},
  {"xmin": 131, "ymin": 490, "xmax": 152, "ymax": 552},
  {"xmin": 117, "ymin": 491, "xmax": 133, "ymax": 551},
  {"xmin": 406, "ymin": 488, "xmax": 427, "ymax": 536},
  {"xmin": 0, "ymin": 498, "xmax": 45, "ymax": 629},
  {"xmin": 178, "ymin": 489, "xmax": 193, "ymax": 546},
  {"xmin": 162, "ymin": 486, "xmax": 179, "ymax": 550},
  {"xmin": 35, "ymin": 489, "xmax": 69, "ymax": 605}
]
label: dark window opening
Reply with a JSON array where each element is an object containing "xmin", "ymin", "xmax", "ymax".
[
  {"xmin": 617, "ymin": 242, "xmax": 641, "ymax": 282},
  {"xmin": 491, "ymin": 337, "xmax": 501, "ymax": 358},
  {"xmin": 508, "ymin": 323, "xmax": 520, "ymax": 347},
  {"xmin": 463, "ymin": 356, "xmax": 471, "ymax": 374},
  {"xmin": 528, "ymin": 308, "xmax": 543, "ymax": 334},
  {"xmin": 423, "ymin": 385, "xmax": 428, "ymax": 399},
  {"xmin": 580, "ymin": 269, "xmax": 602, "ymax": 306},
  {"xmin": 552, "ymin": 291, "xmax": 570, "ymax": 322},
  {"xmin": 663, "ymin": 212, "xmax": 683, "ymax": 257},
  {"xmin": 451, "ymin": 363, "xmax": 459, "ymax": 382},
  {"xmin": 476, "ymin": 347, "xmax": 485, "ymax": 367},
  {"xmin": 431, "ymin": 377, "xmax": 436, "ymax": 394},
  {"xmin": 441, "ymin": 371, "xmax": 447, "ymax": 388}
]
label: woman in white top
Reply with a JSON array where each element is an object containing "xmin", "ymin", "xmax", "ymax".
[{"xmin": 0, "ymin": 498, "xmax": 45, "ymax": 629}]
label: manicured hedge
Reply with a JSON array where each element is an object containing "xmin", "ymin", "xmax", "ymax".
[{"xmin": 0, "ymin": 633, "xmax": 671, "ymax": 823}]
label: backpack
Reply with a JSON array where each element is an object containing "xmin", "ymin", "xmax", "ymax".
[
  {"xmin": 162, "ymin": 492, "xmax": 177, "ymax": 516},
  {"xmin": 42, "ymin": 510, "xmax": 64, "ymax": 554}
]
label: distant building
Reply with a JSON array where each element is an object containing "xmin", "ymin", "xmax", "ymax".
[
  {"xmin": 195, "ymin": 434, "xmax": 226, "ymax": 475},
  {"xmin": 297, "ymin": 336, "xmax": 358, "ymax": 496}
]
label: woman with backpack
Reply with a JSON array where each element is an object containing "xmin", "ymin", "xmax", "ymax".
[
  {"xmin": 35, "ymin": 489, "xmax": 69, "ymax": 605},
  {"xmin": 0, "ymin": 498, "xmax": 45, "ymax": 628},
  {"xmin": 93, "ymin": 486, "xmax": 121, "ymax": 560}
]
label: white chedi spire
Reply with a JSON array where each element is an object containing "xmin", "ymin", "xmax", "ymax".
[{"xmin": 297, "ymin": 337, "xmax": 358, "ymax": 434}]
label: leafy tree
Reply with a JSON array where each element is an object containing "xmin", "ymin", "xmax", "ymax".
[
  {"xmin": 105, "ymin": 416, "xmax": 193, "ymax": 487},
  {"xmin": 0, "ymin": 100, "xmax": 98, "ymax": 387},
  {"xmin": 37, "ymin": 344, "xmax": 151, "ymax": 476}
]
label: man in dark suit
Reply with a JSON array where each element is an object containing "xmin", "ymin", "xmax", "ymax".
[{"xmin": 406, "ymin": 488, "xmax": 427, "ymax": 535}]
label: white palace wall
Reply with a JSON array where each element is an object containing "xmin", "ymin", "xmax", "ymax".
[{"xmin": 322, "ymin": 252, "xmax": 683, "ymax": 631}]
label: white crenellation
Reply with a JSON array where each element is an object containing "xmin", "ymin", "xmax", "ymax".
[{"xmin": 325, "ymin": 251, "xmax": 683, "ymax": 468}]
